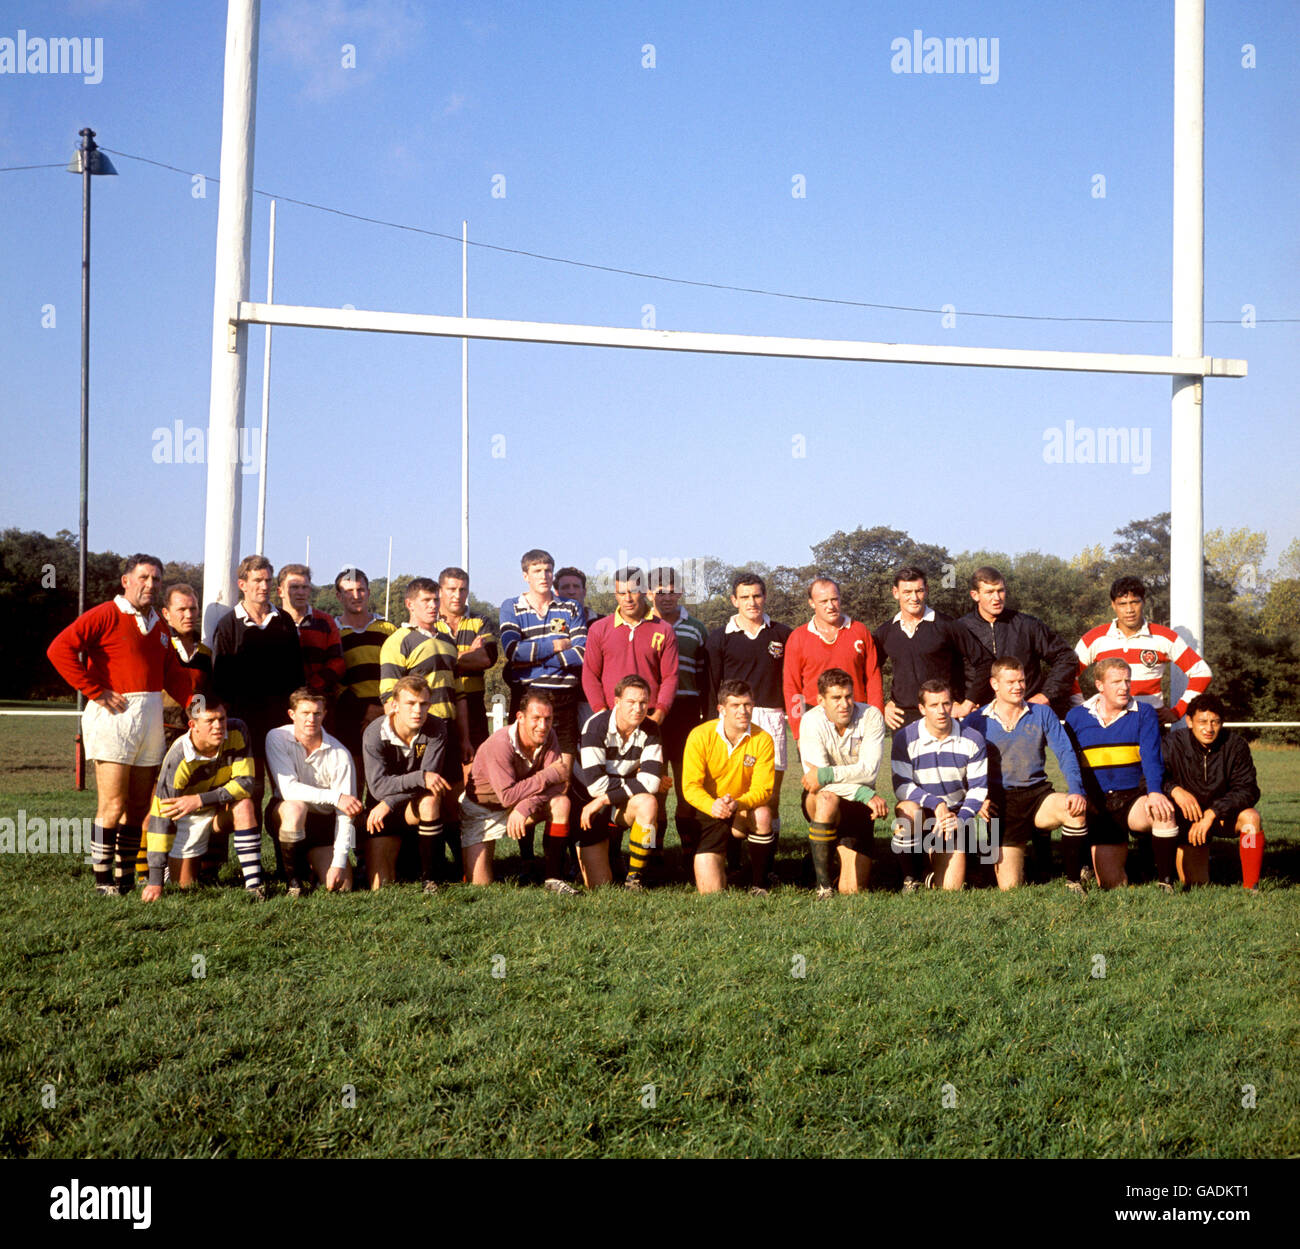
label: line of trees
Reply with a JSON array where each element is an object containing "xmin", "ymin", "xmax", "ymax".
[{"xmin": 5, "ymin": 517, "xmax": 1297, "ymax": 740}]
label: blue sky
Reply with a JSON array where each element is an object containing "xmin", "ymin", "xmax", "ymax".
[{"xmin": 2, "ymin": 0, "xmax": 1296, "ymax": 610}]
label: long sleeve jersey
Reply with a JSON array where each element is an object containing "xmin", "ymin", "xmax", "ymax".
[
  {"xmin": 797, "ymin": 703, "xmax": 885, "ymax": 801},
  {"xmin": 1072, "ymin": 618, "xmax": 1211, "ymax": 717},
  {"xmin": 362, "ymin": 714, "xmax": 448, "ymax": 807},
  {"xmin": 703, "ymin": 615, "xmax": 791, "ymax": 711},
  {"xmin": 211, "ymin": 605, "xmax": 304, "ymax": 746},
  {"xmin": 573, "ymin": 710, "xmax": 664, "ymax": 805},
  {"xmin": 1160, "ymin": 726, "xmax": 1259, "ymax": 818},
  {"xmin": 872, "ymin": 608, "xmax": 966, "ymax": 711},
  {"xmin": 581, "ymin": 609, "xmax": 679, "ymax": 714},
  {"xmin": 954, "ymin": 608, "xmax": 1077, "ymax": 712},
  {"xmin": 146, "ymin": 720, "xmax": 257, "ymax": 883},
  {"xmin": 462, "ymin": 722, "xmax": 565, "ymax": 820},
  {"xmin": 963, "ymin": 701, "xmax": 1084, "ymax": 795},
  {"xmin": 47, "ymin": 596, "xmax": 195, "ymax": 705},
  {"xmin": 890, "ymin": 720, "xmax": 988, "ymax": 822},
  {"xmin": 681, "ymin": 719, "xmax": 775, "ymax": 815},
  {"xmin": 265, "ymin": 724, "xmax": 357, "ymax": 868},
  {"xmin": 498, "ymin": 594, "xmax": 588, "ymax": 691},
  {"xmin": 1064, "ymin": 696, "xmax": 1164, "ymax": 800},
  {"xmin": 783, "ymin": 617, "xmax": 884, "ymax": 737}
]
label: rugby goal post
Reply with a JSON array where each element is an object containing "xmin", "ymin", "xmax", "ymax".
[{"xmin": 200, "ymin": 0, "xmax": 1242, "ymax": 712}]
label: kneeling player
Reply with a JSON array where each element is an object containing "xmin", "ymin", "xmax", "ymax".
[
  {"xmin": 681, "ymin": 680, "xmax": 776, "ymax": 895},
  {"xmin": 574, "ymin": 676, "xmax": 664, "ymax": 891},
  {"xmin": 460, "ymin": 689, "xmax": 573, "ymax": 889},
  {"xmin": 1162, "ymin": 693, "xmax": 1264, "ymax": 890},
  {"xmin": 1065, "ymin": 659, "xmax": 1179, "ymax": 890},
  {"xmin": 799, "ymin": 667, "xmax": 888, "ymax": 897},
  {"xmin": 265, "ymin": 688, "xmax": 361, "ymax": 895},
  {"xmin": 890, "ymin": 681, "xmax": 988, "ymax": 891},
  {"xmin": 964, "ymin": 657, "xmax": 1088, "ymax": 890},
  {"xmin": 362, "ymin": 676, "xmax": 453, "ymax": 892},
  {"xmin": 142, "ymin": 700, "xmax": 262, "ymax": 902}
]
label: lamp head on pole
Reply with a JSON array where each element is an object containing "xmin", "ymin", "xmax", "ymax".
[{"xmin": 66, "ymin": 128, "xmax": 117, "ymax": 176}]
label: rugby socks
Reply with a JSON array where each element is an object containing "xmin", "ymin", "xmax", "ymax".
[
  {"xmin": 417, "ymin": 819, "xmax": 444, "ymax": 883},
  {"xmin": 1239, "ymin": 824, "xmax": 1264, "ymax": 890},
  {"xmin": 1060, "ymin": 820, "xmax": 1089, "ymax": 881},
  {"xmin": 808, "ymin": 822, "xmax": 837, "ymax": 890},
  {"xmin": 1151, "ymin": 823, "xmax": 1179, "ymax": 886},
  {"xmin": 543, "ymin": 820, "xmax": 569, "ymax": 883},
  {"xmin": 91, "ymin": 821, "xmax": 114, "ymax": 890},
  {"xmin": 202, "ymin": 831, "xmax": 229, "ymax": 885},
  {"xmin": 115, "ymin": 825, "xmax": 142, "ymax": 893},
  {"xmin": 626, "ymin": 820, "xmax": 655, "ymax": 882},
  {"xmin": 234, "ymin": 830, "xmax": 264, "ymax": 890},
  {"xmin": 1031, "ymin": 830, "xmax": 1054, "ymax": 882},
  {"xmin": 279, "ymin": 831, "xmax": 307, "ymax": 888},
  {"xmin": 135, "ymin": 816, "xmax": 150, "ymax": 885},
  {"xmin": 748, "ymin": 829, "xmax": 775, "ymax": 888},
  {"xmin": 890, "ymin": 818, "xmax": 925, "ymax": 885}
]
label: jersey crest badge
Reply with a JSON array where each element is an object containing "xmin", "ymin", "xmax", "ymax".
[
  {"xmin": 743, "ymin": 754, "xmax": 756, "ymax": 767},
  {"xmin": 1139, "ymin": 649, "xmax": 1161, "ymax": 668},
  {"xmin": 768, "ymin": 641, "xmax": 784, "ymax": 659}
]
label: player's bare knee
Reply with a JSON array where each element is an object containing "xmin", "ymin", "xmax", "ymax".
[{"xmin": 629, "ymin": 792, "xmax": 657, "ymax": 824}]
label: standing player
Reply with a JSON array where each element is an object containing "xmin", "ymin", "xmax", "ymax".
[
  {"xmin": 964, "ymin": 658, "xmax": 1088, "ymax": 890},
  {"xmin": 47, "ymin": 553, "xmax": 196, "ymax": 896},
  {"xmin": 872, "ymin": 567, "xmax": 965, "ymax": 731},
  {"xmin": 333, "ymin": 566, "xmax": 396, "ymax": 766},
  {"xmin": 582, "ymin": 566, "xmax": 678, "ymax": 722},
  {"xmin": 459, "ymin": 689, "xmax": 573, "ymax": 890},
  {"xmin": 952, "ymin": 567, "xmax": 1077, "ymax": 718},
  {"xmin": 277, "ymin": 564, "xmax": 346, "ymax": 714},
  {"xmin": 650, "ymin": 566, "xmax": 709, "ymax": 873},
  {"xmin": 891, "ymin": 680, "xmax": 989, "ymax": 891},
  {"xmin": 265, "ymin": 688, "xmax": 361, "ymax": 895},
  {"xmin": 211, "ymin": 555, "xmax": 305, "ymax": 765},
  {"xmin": 799, "ymin": 668, "xmax": 889, "ymax": 897},
  {"xmin": 362, "ymin": 676, "xmax": 453, "ymax": 892},
  {"xmin": 573, "ymin": 676, "xmax": 664, "ymax": 891},
  {"xmin": 1162, "ymin": 693, "xmax": 1264, "ymax": 891},
  {"xmin": 783, "ymin": 577, "xmax": 883, "ymax": 743},
  {"xmin": 142, "ymin": 699, "xmax": 262, "ymax": 901},
  {"xmin": 1073, "ymin": 576, "xmax": 1212, "ymax": 724},
  {"xmin": 159, "ymin": 583, "xmax": 213, "ymax": 745},
  {"xmin": 1065, "ymin": 659, "xmax": 1179, "ymax": 890},
  {"xmin": 681, "ymin": 680, "xmax": 777, "ymax": 895},
  {"xmin": 435, "ymin": 566, "xmax": 498, "ymax": 757},
  {"xmin": 704, "ymin": 573, "xmax": 792, "ymax": 849}
]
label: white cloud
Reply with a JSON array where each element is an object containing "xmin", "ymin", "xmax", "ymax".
[{"xmin": 264, "ymin": 0, "xmax": 424, "ymax": 101}]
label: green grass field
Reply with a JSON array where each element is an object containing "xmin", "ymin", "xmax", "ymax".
[{"xmin": 2, "ymin": 715, "xmax": 1297, "ymax": 1158}]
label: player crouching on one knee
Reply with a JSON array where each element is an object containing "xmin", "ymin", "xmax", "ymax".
[
  {"xmin": 798, "ymin": 667, "xmax": 889, "ymax": 897},
  {"xmin": 142, "ymin": 698, "xmax": 262, "ymax": 902},
  {"xmin": 459, "ymin": 688, "xmax": 573, "ymax": 890},
  {"xmin": 890, "ymin": 680, "xmax": 989, "ymax": 891},
  {"xmin": 680, "ymin": 680, "xmax": 777, "ymax": 896},
  {"xmin": 1162, "ymin": 693, "xmax": 1265, "ymax": 891},
  {"xmin": 362, "ymin": 675, "xmax": 454, "ymax": 892},
  {"xmin": 265, "ymin": 688, "xmax": 361, "ymax": 895}
]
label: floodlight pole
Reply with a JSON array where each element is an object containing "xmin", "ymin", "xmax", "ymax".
[
  {"xmin": 201, "ymin": 0, "xmax": 260, "ymax": 641},
  {"xmin": 1169, "ymin": 0, "xmax": 1205, "ymax": 706}
]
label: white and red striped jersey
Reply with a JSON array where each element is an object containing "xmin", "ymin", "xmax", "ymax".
[{"xmin": 1072, "ymin": 618, "xmax": 1211, "ymax": 716}]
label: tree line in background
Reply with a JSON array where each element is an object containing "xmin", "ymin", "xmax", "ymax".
[{"xmin": 5, "ymin": 517, "xmax": 1298, "ymax": 741}]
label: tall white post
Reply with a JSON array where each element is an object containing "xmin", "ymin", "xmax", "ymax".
[
  {"xmin": 201, "ymin": 0, "xmax": 260, "ymax": 640},
  {"xmin": 461, "ymin": 220, "xmax": 469, "ymax": 571},
  {"xmin": 255, "ymin": 197, "xmax": 276, "ymax": 555},
  {"xmin": 384, "ymin": 536, "xmax": 393, "ymax": 621},
  {"xmin": 1169, "ymin": 0, "xmax": 1205, "ymax": 706}
]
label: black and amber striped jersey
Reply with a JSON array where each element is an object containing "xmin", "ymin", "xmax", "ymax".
[
  {"xmin": 434, "ymin": 615, "xmax": 498, "ymax": 699},
  {"xmin": 337, "ymin": 615, "xmax": 397, "ymax": 711},
  {"xmin": 378, "ymin": 625, "xmax": 458, "ymax": 719},
  {"xmin": 146, "ymin": 719, "xmax": 258, "ymax": 856}
]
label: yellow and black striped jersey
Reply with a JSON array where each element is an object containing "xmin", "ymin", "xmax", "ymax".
[
  {"xmin": 338, "ymin": 615, "xmax": 398, "ymax": 708},
  {"xmin": 434, "ymin": 615, "xmax": 498, "ymax": 698},
  {"xmin": 378, "ymin": 625, "xmax": 458, "ymax": 719},
  {"xmin": 146, "ymin": 719, "xmax": 257, "ymax": 855}
]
